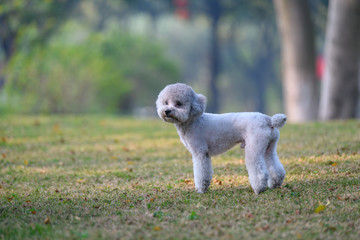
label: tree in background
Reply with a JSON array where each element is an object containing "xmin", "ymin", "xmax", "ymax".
[
  {"xmin": 173, "ymin": 0, "xmax": 222, "ymax": 113},
  {"xmin": 319, "ymin": 0, "xmax": 360, "ymax": 120},
  {"xmin": 4, "ymin": 24, "xmax": 178, "ymax": 114},
  {"xmin": 274, "ymin": 0, "xmax": 319, "ymax": 123},
  {"xmin": 206, "ymin": 0, "xmax": 222, "ymax": 113},
  {"xmin": 175, "ymin": 0, "xmax": 280, "ymax": 114},
  {"xmin": 1, "ymin": 0, "xmax": 334, "ymax": 116},
  {"xmin": 223, "ymin": 1, "xmax": 280, "ymax": 114},
  {"xmin": 0, "ymin": 0, "xmax": 78, "ymax": 88}
]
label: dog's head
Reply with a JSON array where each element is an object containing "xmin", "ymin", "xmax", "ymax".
[{"xmin": 156, "ymin": 83, "xmax": 207, "ymax": 124}]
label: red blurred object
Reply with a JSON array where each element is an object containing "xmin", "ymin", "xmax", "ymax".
[
  {"xmin": 174, "ymin": 0, "xmax": 187, "ymax": 7},
  {"xmin": 173, "ymin": 0, "xmax": 189, "ymax": 20},
  {"xmin": 175, "ymin": 9, "xmax": 189, "ymax": 19},
  {"xmin": 316, "ymin": 55, "xmax": 325, "ymax": 80}
]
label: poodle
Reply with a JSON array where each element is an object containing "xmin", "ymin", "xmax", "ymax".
[{"xmin": 156, "ymin": 83, "xmax": 287, "ymax": 194}]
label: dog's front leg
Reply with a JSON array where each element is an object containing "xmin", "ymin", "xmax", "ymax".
[{"xmin": 192, "ymin": 153, "xmax": 213, "ymax": 193}]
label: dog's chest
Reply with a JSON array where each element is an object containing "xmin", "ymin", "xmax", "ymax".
[
  {"xmin": 176, "ymin": 129, "xmax": 190, "ymax": 150},
  {"xmin": 176, "ymin": 124, "xmax": 243, "ymax": 156}
]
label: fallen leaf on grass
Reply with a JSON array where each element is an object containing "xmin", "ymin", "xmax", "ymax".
[
  {"xmin": 44, "ymin": 217, "xmax": 50, "ymax": 224},
  {"xmin": 33, "ymin": 120, "xmax": 41, "ymax": 126},
  {"xmin": 24, "ymin": 160, "xmax": 28, "ymax": 166},
  {"xmin": 52, "ymin": 123, "xmax": 62, "ymax": 134},
  {"xmin": 314, "ymin": 201, "xmax": 325, "ymax": 213},
  {"xmin": 256, "ymin": 225, "xmax": 270, "ymax": 231},
  {"xmin": 2, "ymin": 153, "xmax": 6, "ymax": 158},
  {"xmin": 153, "ymin": 226, "xmax": 162, "ymax": 231},
  {"xmin": 184, "ymin": 179, "xmax": 193, "ymax": 185},
  {"xmin": 76, "ymin": 179, "xmax": 86, "ymax": 183},
  {"xmin": 326, "ymin": 226, "xmax": 337, "ymax": 232},
  {"xmin": 213, "ymin": 179, "xmax": 222, "ymax": 185}
]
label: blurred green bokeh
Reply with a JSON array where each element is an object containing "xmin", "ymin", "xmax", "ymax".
[
  {"xmin": 0, "ymin": 0, "xmax": 329, "ymax": 115},
  {"xmin": 2, "ymin": 21, "xmax": 178, "ymax": 114}
]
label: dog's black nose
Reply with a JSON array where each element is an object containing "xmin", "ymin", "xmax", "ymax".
[{"xmin": 165, "ymin": 110, "xmax": 171, "ymax": 116}]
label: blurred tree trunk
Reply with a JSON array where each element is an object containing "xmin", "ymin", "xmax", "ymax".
[
  {"xmin": 319, "ymin": 0, "xmax": 360, "ymax": 120},
  {"xmin": 207, "ymin": 0, "xmax": 221, "ymax": 113},
  {"xmin": 274, "ymin": 0, "xmax": 319, "ymax": 122},
  {"xmin": 0, "ymin": 21, "xmax": 16, "ymax": 89}
]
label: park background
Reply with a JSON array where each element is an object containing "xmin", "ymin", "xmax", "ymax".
[{"xmin": 1, "ymin": 0, "xmax": 359, "ymax": 121}]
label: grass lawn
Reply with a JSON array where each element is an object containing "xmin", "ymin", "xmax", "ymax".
[{"xmin": 0, "ymin": 115, "xmax": 359, "ymax": 239}]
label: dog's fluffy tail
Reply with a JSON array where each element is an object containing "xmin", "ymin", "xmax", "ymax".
[{"xmin": 271, "ymin": 114, "xmax": 287, "ymax": 129}]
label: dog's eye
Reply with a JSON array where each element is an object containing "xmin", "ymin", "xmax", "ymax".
[
  {"xmin": 165, "ymin": 100, "xmax": 168, "ymax": 105},
  {"xmin": 175, "ymin": 101, "xmax": 182, "ymax": 107}
]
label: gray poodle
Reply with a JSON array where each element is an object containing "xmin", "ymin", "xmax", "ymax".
[{"xmin": 156, "ymin": 83, "xmax": 287, "ymax": 194}]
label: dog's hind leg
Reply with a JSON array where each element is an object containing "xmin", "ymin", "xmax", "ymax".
[
  {"xmin": 192, "ymin": 153, "xmax": 213, "ymax": 193},
  {"xmin": 245, "ymin": 138, "xmax": 269, "ymax": 195},
  {"xmin": 265, "ymin": 130, "xmax": 285, "ymax": 189}
]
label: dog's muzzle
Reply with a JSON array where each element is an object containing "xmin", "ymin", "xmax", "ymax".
[
  {"xmin": 162, "ymin": 109, "xmax": 179, "ymax": 123},
  {"xmin": 165, "ymin": 110, "xmax": 171, "ymax": 116}
]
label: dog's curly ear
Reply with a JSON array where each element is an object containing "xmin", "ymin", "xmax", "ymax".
[{"xmin": 191, "ymin": 94, "xmax": 207, "ymax": 119}]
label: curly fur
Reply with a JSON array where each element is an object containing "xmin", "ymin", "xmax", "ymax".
[{"xmin": 156, "ymin": 83, "xmax": 287, "ymax": 194}]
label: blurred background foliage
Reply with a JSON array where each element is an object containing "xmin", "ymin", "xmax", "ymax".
[
  {"xmin": 4, "ymin": 22, "xmax": 178, "ymax": 114},
  {"xmin": 0, "ymin": 0, "xmax": 337, "ymax": 116}
]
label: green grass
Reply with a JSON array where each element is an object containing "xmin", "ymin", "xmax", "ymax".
[{"xmin": 0, "ymin": 115, "xmax": 359, "ymax": 239}]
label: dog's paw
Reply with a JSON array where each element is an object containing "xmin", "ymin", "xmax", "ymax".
[
  {"xmin": 195, "ymin": 179, "xmax": 210, "ymax": 193},
  {"xmin": 196, "ymin": 188, "xmax": 207, "ymax": 194},
  {"xmin": 253, "ymin": 184, "xmax": 267, "ymax": 195},
  {"xmin": 250, "ymin": 174, "xmax": 268, "ymax": 195},
  {"xmin": 196, "ymin": 185, "xmax": 209, "ymax": 193},
  {"xmin": 268, "ymin": 176, "xmax": 284, "ymax": 189}
]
